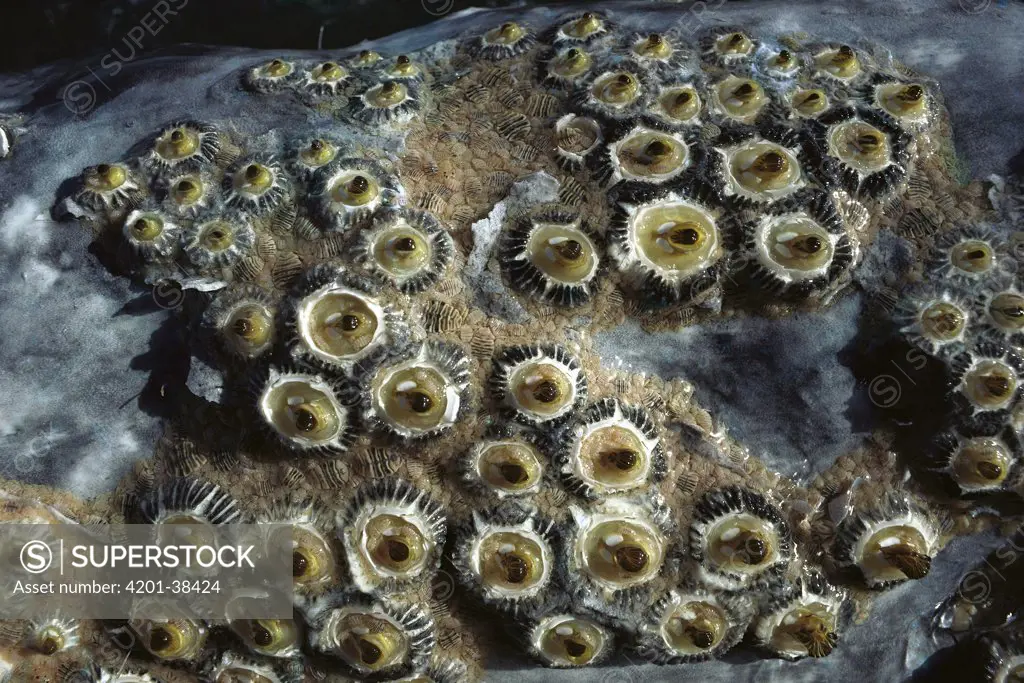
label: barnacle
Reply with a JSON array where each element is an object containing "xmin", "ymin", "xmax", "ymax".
[
  {"xmin": 356, "ymin": 208, "xmax": 454, "ymax": 293},
  {"xmin": 814, "ymin": 44, "xmax": 864, "ymax": 81},
  {"xmin": 575, "ymin": 65, "xmax": 651, "ymax": 121},
  {"xmin": 245, "ymin": 57, "xmax": 299, "ymax": 92},
  {"xmin": 258, "ymin": 495, "xmax": 338, "ymax": 592},
  {"xmin": 544, "ymin": 46, "xmax": 594, "ymax": 87},
  {"xmin": 25, "ymin": 618, "xmax": 79, "ymax": 655},
  {"xmin": 556, "ymin": 398, "xmax": 666, "ymax": 498},
  {"xmin": 128, "ymin": 605, "xmax": 208, "ymax": 662},
  {"xmin": 255, "ymin": 367, "xmax": 356, "ymax": 454},
  {"xmin": 790, "ymin": 88, "xmax": 829, "ymax": 119},
  {"xmin": 146, "ymin": 120, "xmax": 220, "ymax": 173},
  {"xmin": 349, "ymin": 49, "xmax": 383, "ymax": 70},
  {"xmin": 753, "ymin": 575, "xmax": 845, "ymax": 660},
  {"xmin": 489, "ymin": 344, "xmax": 587, "ymax": 426},
  {"xmin": 202, "ymin": 284, "xmax": 278, "ymax": 360},
  {"xmin": 710, "ymin": 76, "xmax": 770, "ymax": 124},
  {"xmin": 609, "ymin": 184, "xmax": 726, "ymax": 307},
  {"xmin": 315, "ymin": 157, "xmax": 404, "ymax": 231},
  {"xmin": 360, "ymin": 341, "xmax": 471, "ymax": 439},
  {"xmin": 554, "ymin": 114, "xmax": 603, "ymax": 169},
  {"xmin": 224, "ymin": 155, "xmax": 291, "ymax": 217},
  {"xmin": 649, "ymin": 83, "xmax": 703, "ymax": 128},
  {"xmin": 206, "ymin": 651, "xmax": 303, "ymax": 683},
  {"xmin": 976, "ymin": 286, "xmax": 1024, "ymax": 347},
  {"xmin": 868, "ymin": 77, "xmax": 931, "ymax": 127},
  {"xmin": 601, "ymin": 125, "xmax": 695, "ymax": 188},
  {"xmin": 161, "ymin": 169, "xmax": 215, "ymax": 216},
  {"xmin": 291, "ymin": 136, "xmax": 342, "ymax": 179},
  {"xmin": 762, "ymin": 47, "xmax": 800, "ymax": 79},
  {"xmin": 75, "ymin": 162, "xmax": 142, "ymax": 212},
  {"xmin": 472, "ymin": 22, "xmax": 536, "ymax": 60},
  {"xmin": 340, "ymin": 478, "xmax": 446, "ymax": 594},
  {"xmin": 895, "ymin": 285, "xmax": 971, "ymax": 357},
  {"xmin": 454, "ymin": 504, "xmax": 558, "ymax": 615},
  {"xmin": 122, "ymin": 206, "xmax": 180, "ymax": 262},
  {"xmin": 931, "ymin": 427, "xmax": 1022, "ymax": 496},
  {"xmin": 629, "ymin": 32, "xmax": 685, "ymax": 74},
  {"xmin": 740, "ymin": 190, "xmax": 856, "ymax": 300},
  {"xmin": 351, "ymin": 80, "xmax": 421, "ymax": 125},
  {"xmin": 808, "ymin": 105, "xmax": 910, "ymax": 198},
  {"xmin": 499, "ymin": 205, "xmax": 601, "ymax": 306},
  {"xmin": 948, "ymin": 344, "xmax": 1024, "ymax": 430},
  {"xmin": 462, "ymin": 427, "xmax": 547, "ymax": 499},
  {"xmin": 702, "ymin": 28, "xmax": 757, "ymax": 65},
  {"xmin": 526, "ymin": 613, "xmax": 612, "ymax": 667},
  {"xmin": 227, "ymin": 611, "xmax": 304, "ymax": 659},
  {"xmin": 135, "ymin": 477, "xmax": 242, "ymax": 534},
  {"xmin": 833, "ymin": 493, "xmax": 938, "ymax": 588},
  {"xmin": 306, "ymin": 591, "xmax": 435, "ymax": 679},
  {"xmin": 927, "ymin": 226, "xmax": 1008, "ymax": 288},
  {"xmin": 383, "ymin": 54, "xmax": 426, "ymax": 82},
  {"xmin": 302, "ymin": 60, "xmax": 350, "ymax": 96},
  {"xmin": 550, "ymin": 11, "xmax": 612, "ymax": 45},
  {"xmin": 710, "ymin": 128, "xmax": 807, "ymax": 209},
  {"xmin": 181, "ymin": 214, "xmax": 255, "ymax": 270},
  {"xmin": 634, "ymin": 589, "xmax": 752, "ymax": 663},
  {"xmin": 689, "ymin": 486, "xmax": 792, "ymax": 590}
]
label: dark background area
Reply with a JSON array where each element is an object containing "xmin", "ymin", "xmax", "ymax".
[{"xmin": 0, "ymin": 0, "xmax": 566, "ymax": 73}]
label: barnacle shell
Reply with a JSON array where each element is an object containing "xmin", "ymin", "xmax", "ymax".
[
  {"xmin": 648, "ymin": 82, "xmax": 704, "ymax": 129},
  {"xmin": 286, "ymin": 264, "xmax": 406, "ymax": 374},
  {"xmin": 315, "ymin": 157, "xmax": 404, "ymax": 231},
  {"xmin": 709, "ymin": 125, "xmax": 808, "ymax": 209},
  {"xmin": 789, "ymin": 87, "xmax": 830, "ymax": 119},
  {"xmin": 471, "ymin": 22, "xmax": 536, "ymax": 60},
  {"xmin": 689, "ymin": 486, "xmax": 792, "ymax": 590},
  {"xmin": 574, "ymin": 63, "xmax": 652, "ymax": 121},
  {"xmin": 556, "ymin": 398, "xmax": 666, "ymax": 498},
  {"xmin": 245, "ymin": 57, "xmax": 300, "ymax": 92},
  {"xmin": 864, "ymin": 74, "xmax": 932, "ymax": 129},
  {"xmin": 291, "ymin": 136, "xmax": 344, "ymax": 180},
  {"xmin": 351, "ymin": 80, "xmax": 421, "ymax": 125},
  {"xmin": 609, "ymin": 183, "xmax": 726, "ymax": 308},
  {"xmin": 759, "ymin": 45, "xmax": 801, "ymax": 80},
  {"xmin": 339, "ymin": 478, "xmax": 446, "ymax": 594},
  {"xmin": 813, "ymin": 43, "xmax": 867, "ymax": 83},
  {"xmin": 161, "ymin": 168, "xmax": 216, "ymax": 217},
  {"xmin": 357, "ymin": 208, "xmax": 454, "ymax": 293},
  {"xmin": 628, "ymin": 32, "xmax": 686, "ymax": 73},
  {"xmin": 948, "ymin": 343, "xmax": 1024, "ymax": 431},
  {"xmin": 633, "ymin": 589, "xmax": 752, "ymax": 663},
  {"xmin": 927, "ymin": 226, "xmax": 1010, "ymax": 289},
  {"xmin": 554, "ymin": 114, "xmax": 603, "ymax": 169},
  {"xmin": 382, "ymin": 54, "xmax": 426, "ymax": 82},
  {"xmin": 24, "ymin": 617, "xmax": 80, "ymax": 655},
  {"xmin": 833, "ymin": 492, "xmax": 939, "ymax": 588},
  {"xmin": 205, "ymin": 650, "xmax": 304, "ymax": 683},
  {"xmin": 145, "ymin": 120, "xmax": 220, "ymax": 173},
  {"xmin": 359, "ymin": 341, "xmax": 471, "ymax": 440},
  {"xmin": 128, "ymin": 598, "xmax": 208, "ymax": 661},
  {"xmin": 122, "ymin": 206, "xmax": 181, "ymax": 262},
  {"xmin": 224, "ymin": 155, "xmax": 292, "ymax": 217},
  {"xmin": 305, "ymin": 591, "xmax": 435, "ymax": 679},
  {"xmin": 182, "ymin": 213, "xmax": 256, "ymax": 270},
  {"xmin": 349, "ymin": 49, "xmax": 383, "ymax": 70},
  {"xmin": 976, "ymin": 285, "xmax": 1024, "ymax": 348},
  {"xmin": 895, "ymin": 285, "xmax": 971, "ymax": 358},
  {"xmin": 454, "ymin": 503, "xmax": 558, "ymax": 616},
  {"xmin": 753, "ymin": 574, "xmax": 846, "ymax": 660},
  {"xmin": 255, "ymin": 367, "xmax": 356, "ymax": 454},
  {"xmin": 394, "ymin": 658, "xmax": 468, "ymax": 683},
  {"xmin": 600, "ymin": 124, "xmax": 697, "ymax": 188},
  {"xmin": 544, "ymin": 46, "xmax": 595, "ymax": 88},
  {"xmin": 489, "ymin": 344, "xmax": 587, "ymax": 426},
  {"xmin": 75, "ymin": 162, "xmax": 143, "ymax": 213},
  {"xmin": 202, "ymin": 284, "xmax": 278, "ymax": 360},
  {"xmin": 461, "ymin": 425, "xmax": 547, "ymax": 499},
  {"xmin": 258, "ymin": 494, "xmax": 339, "ymax": 593},
  {"xmin": 301, "ymin": 60, "xmax": 350, "ymax": 96},
  {"xmin": 931, "ymin": 427, "xmax": 1022, "ymax": 496},
  {"xmin": 499, "ymin": 205, "xmax": 601, "ymax": 306},
  {"xmin": 135, "ymin": 477, "xmax": 243, "ymax": 532},
  {"xmin": 709, "ymin": 76, "xmax": 770, "ymax": 125},
  {"xmin": 550, "ymin": 11, "xmax": 613, "ymax": 46},
  {"xmin": 701, "ymin": 27, "xmax": 758, "ymax": 67},
  {"xmin": 226, "ymin": 598, "xmax": 304, "ymax": 659},
  {"xmin": 525, "ymin": 611, "xmax": 613, "ymax": 668}
]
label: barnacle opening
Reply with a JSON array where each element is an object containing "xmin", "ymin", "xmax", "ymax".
[
  {"xmin": 197, "ymin": 220, "xmax": 237, "ymax": 253},
  {"xmin": 726, "ymin": 141, "xmax": 803, "ymax": 198},
  {"xmin": 662, "ymin": 601, "xmax": 728, "ymax": 655},
  {"xmin": 362, "ymin": 513, "xmax": 430, "ymax": 577},
  {"xmin": 951, "ymin": 437, "xmax": 1012, "ymax": 490},
  {"xmin": 526, "ymin": 224, "xmax": 599, "ymax": 285},
  {"xmin": 560, "ymin": 12, "xmax": 605, "ymax": 41},
  {"xmin": 300, "ymin": 138, "xmax": 338, "ymax": 170},
  {"xmin": 576, "ymin": 424, "xmax": 650, "ymax": 490},
  {"xmin": 715, "ymin": 31, "xmax": 754, "ymax": 57},
  {"xmin": 485, "ymin": 22, "xmax": 527, "ymax": 46},
  {"xmin": 613, "ymin": 130, "xmax": 690, "ymax": 182},
  {"xmin": 376, "ymin": 365, "xmax": 452, "ymax": 432},
  {"xmin": 330, "ymin": 611, "xmax": 409, "ymax": 673},
  {"xmin": 535, "ymin": 616, "xmax": 606, "ymax": 667},
  {"xmin": 225, "ymin": 304, "xmax": 274, "ymax": 356},
  {"xmin": 861, "ymin": 525, "xmax": 932, "ymax": 582},
  {"xmin": 632, "ymin": 201, "xmax": 720, "ymax": 276},
  {"xmin": 84, "ymin": 163, "xmax": 128, "ymax": 192},
  {"xmin": 130, "ymin": 618, "xmax": 207, "ymax": 661},
  {"xmin": 299, "ymin": 289, "xmax": 384, "ymax": 364},
  {"xmin": 351, "ymin": 49, "xmax": 382, "ymax": 68},
  {"xmin": 634, "ymin": 33, "xmax": 674, "ymax": 61},
  {"xmin": 128, "ymin": 214, "xmax": 163, "ymax": 242},
  {"xmin": 258, "ymin": 58, "xmax": 294, "ymax": 79},
  {"xmin": 155, "ymin": 126, "xmax": 199, "ymax": 163},
  {"xmin": 962, "ymin": 360, "xmax": 1018, "ymax": 410},
  {"xmin": 331, "ymin": 171, "xmax": 380, "ymax": 208},
  {"xmin": 876, "ymin": 82, "xmax": 928, "ymax": 122},
  {"xmin": 170, "ymin": 174, "xmax": 206, "ymax": 209},
  {"xmin": 230, "ymin": 618, "xmax": 301, "ymax": 658},
  {"xmin": 312, "ymin": 61, "xmax": 348, "ymax": 83},
  {"xmin": 771, "ymin": 605, "xmax": 838, "ymax": 659},
  {"xmin": 918, "ymin": 300, "xmax": 967, "ymax": 343},
  {"xmin": 580, "ymin": 518, "xmax": 663, "ymax": 587},
  {"xmin": 816, "ymin": 44, "xmax": 861, "ymax": 80},
  {"xmin": 706, "ymin": 514, "xmax": 778, "ymax": 573},
  {"xmin": 385, "ymin": 55, "xmax": 422, "ymax": 80},
  {"xmin": 555, "ymin": 115, "xmax": 602, "ymax": 164},
  {"xmin": 757, "ymin": 214, "xmax": 834, "ymax": 274},
  {"xmin": 372, "ymin": 225, "xmax": 431, "ymax": 279},
  {"xmin": 474, "ymin": 530, "xmax": 548, "ymax": 593},
  {"xmin": 792, "ymin": 89, "xmax": 828, "ymax": 117},
  {"xmin": 549, "ymin": 47, "xmax": 592, "ymax": 82},
  {"xmin": 714, "ymin": 76, "xmax": 767, "ymax": 121},
  {"xmin": 989, "ymin": 292, "xmax": 1024, "ymax": 332},
  {"xmin": 767, "ymin": 49, "xmax": 798, "ymax": 75},
  {"xmin": 828, "ymin": 120, "xmax": 892, "ymax": 173},
  {"xmin": 270, "ymin": 524, "xmax": 336, "ymax": 588},
  {"xmin": 658, "ymin": 86, "xmax": 701, "ymax": 123},
  {"xmin": 591, "ymin": 71, "xmax": 642, "ymax": 108},
  {"xmin": 950, "ymin": 239, "xmax": 995, "ymax": 276},
  {"xmin": 475, "ymin": 441, "xmax": 544, "ymax": 494},
  {"xmin": 260, "ymin": 376, "xmax": 345, "ymax": 445},
  {"xmin": 508, "ymin": 360, "xmax": 577, "ymax": 420}
]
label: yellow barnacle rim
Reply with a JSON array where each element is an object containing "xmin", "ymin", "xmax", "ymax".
[
  {"xmin": 591, "ymin": 71, "xmax": 641, "ymax": 108},
  {"xmin": 334, "ymin": 612, "xmax": 408, "ymax": 672},
  {"xmin": 129, "ymin": 214, "xmax": 164, "ymax": 242},
  {"xmin": 772, "ymin": 605, "xmax": 838, "ymax": 658},
  {"xmin": 139, "ymin": 619, "xmax": 206, "ymax": 660},
  {"xmin": 616, "ymin": 132, "xmax": 689, "ymax": 180},
  {"xmin": 662, "ymin": 601, "xmax": 728, "ymax": 654},
  {"xmin": 225, "ymin": 304, "xmax": 274, "ymax": 355},
  {"xmin": 236, "ymin": 618, "xmax": 300, "ymax": 657},
  {"xmin": 861, "ymin": 524, "xmax": 931, "ymax": 583},
  {"xmin": 85, "ymin": 163, "xmax": 127, "ymax": 191},
  {"xmin": 264, "ymin": 380, "xmax": 342, "ymax": 443},
  {"xmin": 486, "ymin": 21, "xmax": 526, "ymax": 45},
  {"xmin": 633, "ymin": 202, "xmax": 719, "ymax": 275},
  {"xmin": 919, "ymin": 301, "xmax": 966, "ymax": 342},
  {"xmin": 716, "ymin": 31, "xmax": 753, "ymax": 56},
  {"xmin": 953, "ymin": 437, "xmax": 1012, "ymax": 489},
  {"xmin": 729, "ymin": 142, "xmax": 802, "ymax": 195},
  {"xmin": 388, "ymin": 54, "xmax": 420, "ymax": 78},
  {"xmin": 198, "ymin": 221, "xmax": 235, "ymax": 253},
  {"xmin": 877, "ymin": 83, "xmax": 927, "ymax": 121},
  {"xmin": 377, "ymin": 364, "xmax": 451, "ymax": 432},
  {"xmin": 155, "ymin": 126, "xmax": 199, "ymax": 161},
  {"xmin": 477, "ymin": 442, "xmax": 543, "ymax": 493},
  {"xmin": 963, "ymin": 360, "xmax": 1018, "ymax": 410},
  {"xmin": 300, "ymin": 138, "xmax": 337, "ymax": 168},
  {"xmin": 660, "ymin": 86, "xmax": 700, "ymax": 122},
  {"xmin": 761, "ymin": 215, "xmax": 833, "ymax": 273},
  {"xmin": 538, "ymin": 618, "xmax": 605, "ymax": 666},
  {"xmin": 33, "ymin": 627, "xmax": 66, "ymax": 655},
  {"xmin": 366, "ymin": 81, "xmax": 409, "ymax": 109},
  {"xmin": 564, "ymin": 12, "xmax": 603, "ymax": 40},
  {"xmin": 235, "ymin": 163, "xmax": 274, "ymax": 195},
  {"xmin": 305, "ymin": 292, "xmax": 381, "ymax": 360},
  {"xmin": 828, "ymin": 120, "xmax": 891, "ymax": 173},
  {"xmin": 267, "ymin": 524, "xmax": 335, "ymax": 587},
  {"xmin": 476, "ymin": 531, "xmax": 547, "ymax": 592},
  {"xmin": 950, "ymin": 240, "xmax": 995, "ymax": 275},
  {"xmin": 706, "ymin": 513, "xmax": 777, "ymax": 573},
  {"xmin": 172, "ymin": 176, "xmax": 204, "ymax": 206},
  {"xmin": 792, "ymin": 89, "xmax": 827, "ymax": 117},
  {"xmin": 580, "ymin": 519, "xmax": 662, "ymax": 586},
  {"xmin": 509, "ymin": 361, "xmax": 574, "ymax": 417},
  {"xmin": 577, "ymin": 424, "xmax": 648, "ymax": 489},
  {"xmin": 331, "ymin": 171, "xmax": 380, "ymax": 207},
  {"xmin": 261, "ymin": 58, "xmax": 293, "ymax": 78},
  {"xmin": 353, "ymin": 49, "xmax": 381, "ymax": 67},
  {"xmin": 769, "ymin": 49, "xmax": 797, "ymax": 71},
  {"xmin": 635, "ymin": 33, "xmax": 673, "ymax": 60},
  {"xmin": 527, "ymin": 224, "xmax": 597, "ymax": 284},
  {"xmin": 716, "ymin": 77, "xmax": 766, "ymax": 121},
  {"xmin": 551, "ymin": 47, "xmax": 592, "ymax": 80},
  {"xmin": 363, "ymin": 513, "xmax": 429, "ymax": 576},
  {"xmin": 817, "ymin": 44, "xmax": 860, "ymax": 79},
  {"xmin": 989, "ymin": 292, "xmax": 1024, "ymax": 331},
  {"xmin": 372, "ymin": 225, "xmax": 431, "ymax": 278}
]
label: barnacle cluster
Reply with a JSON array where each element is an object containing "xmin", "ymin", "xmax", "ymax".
[{"xmin": 27, "ymin": 5, "xmax": 1023, "ymax": 682}]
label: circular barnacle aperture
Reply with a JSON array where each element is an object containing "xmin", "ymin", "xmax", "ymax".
[
  {"xmin": 75, "ymin": 162, "xmax": 142, "ymax": 213},
  {"xmin": 810, "ymin": 106, "xmax": 911, "ymax": 199},
  {"xmin": 743, "ymin": 191, "xmax": 855, "ymax": 300},
  {"xmin": 711, "ymin": 75, "xmax": 769, "ymax": 124},
  {"xmin": 162, "ymin": 169, "xmax": 214, "ymax": 216},
  {"xmin": 551, "ymin": 11, "xmax": 612, "ymax": 45},
  {"xmin": 651, "ymin": 84, "xmax": 703, "ymax": 128},
  {"xmin": 689, "ymin": 486, "xmax": 792, "ymax": 590},
  {"xmin": 526, "ymin": 613, "xmax": 612, "ymax": 668},
  {"xmin": 609, "ymin": 186, "xmax": 726, "ymax": 308},
  {"xmin": 932, "ymin": 428, "xmax": 1021, "ymax": 496},
  {"xmin": 227, "ymin": 611, "xmax": 304, "ymax": 659},
  {"xmin": 122, "ymin": 206, "xmax": 180, "ymax": 262},
  {"xmin": 702, "ymin": 28, "xmax": 756, "ymax": 66},
  {"xmin": 490, "ymin": 344, "xmax": 587, "ymax": 426},
  {"xmin": 362, "ymin": 341, "xmax": 471, "ymax": 440},
  {"xmin": 557, "ymin": 398, "xmax": 665, "ymax": 498},
  {"xmin": 292, "ymin": 136, "xmax": 342, "ymax": 179},
  {"xmin": 895, "ymin": 286, "xmax": 971, "ymax": 357},
  {"xmin": 302, "ymin": 60, "xmax": 350, "ymax": 96},
  {"xmin": 223, "ymin": 156, "xmax": 291, "ymax": 217},
  {"xmin": 306, "ymin": 592, "xmax": 435, "ymax": 678},
  {"xmin": 339, "ymin": 478, "xmax": 446, "ymax": 594},
  {"xmin": 949, "ymin": 345, "xmax": 1024, "ymax": 427},
  {"xmin": 454, "ymin": 505, "xmax": 557, "ymax": 614},
  {"xmin": 814, "ymin": 44, "xmax": 864, "ymax": 82},
  {"xmin": 569, "ymin": 497, "xmax": 670, "ymax": 594},
  {"xmin": 927, "ymin": 226, "xmax": 1007, "ymax": 288},
  {"xmin": 635, "ymin": 590, "xmax": 751, "ymax": 664},
  {"xmin": 260, "ymin": 496, "xmax": 338, "ymax": 593},
  {"xmin": 349, "ymin": 49, "xmax": 383, "ymax": 70},
  {"xmin": 576, "ymin": 66, "xmax": 649, "ymax": 121},
  {"xmin": 352, "ymin": 79, "xmax": 421, "ymax": 125},
  {"xmin": 791, "ymin": 88, "xmax": 829, "ymax": 119},
  {"xmin": 754, "ymin": 579, "xmax": 845, "ymax": 660},
  {"xmin": 146, "ymin": 120, "xmax": 220, "ymax": 173},
  {"xmin": 762, "ymin": 47, "xmax": 801, "ymax": 79},
  {"xmin": 629, "ymin": 32, "xmax": 683, "ymax": 73},
  {"xmin": 472, "ymin": 22, "xmax": 536, "ymax": 60},
  {"xmin": 202, "ymin": 284, "xmax": 277, "ymax": 361},
  {"xmin": 979, "ymin": 287, "xmax": 1024, "ymax": 346},
  {"xmin": 256, "ymin": 367, "xmax": 355, "ymax": 454},
  {"xmin": 245, "ymin": 57, "xmax": 300, "ymax": 92},
  {"xmin": 869, "ymin": 77, "xmax": 931, "ymax": 127},
  {"xmin": 544, "ymin": 46, "xmax": 594, "ymax": 87},
  {"xmin": 602, "ymin": 125, "xmax": 694, "ymax": 188},
  {"xmin": 128, "ymin": 610, "xmax": 208, "ymax": 662},
  {"xmin": 553, "ymin": 114, "xmax": 603, "ymax": 170},
  {"xmin": 357, "ymin": 208, "xmax": 454, "ymax": 294},
  {"xmin": 499, "ymin": 206, "xmax": 601, "ymax": 307},
  {"xmin": 833, "ymin": 493, "xmax": 938, "ymax": 588},
  {"xmin": 181, "ymin": 214, "xmax": 255, "ymax": 270},
  {"xmin": 382, "ymin": 54, "xmax": 425, "ymax": 82},
  {"xmin": 316, "ymin": 158, "xmax": 403, "ymax": 231},
  {"xmin": 26, "ymin": 618, "xmax": 80, "ymax": 656},
  {"xmin": 464, "ymin": 431, "xmax": 546, "ymax": 498},
  {"xmin": 713, "ymin": 132, "xmax": 806, "ymax": 208}
]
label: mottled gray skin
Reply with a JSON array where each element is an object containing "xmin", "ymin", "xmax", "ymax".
[{"xmin": 0, "ymin": 0, "xmax": 1020, "ymax": 679}]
